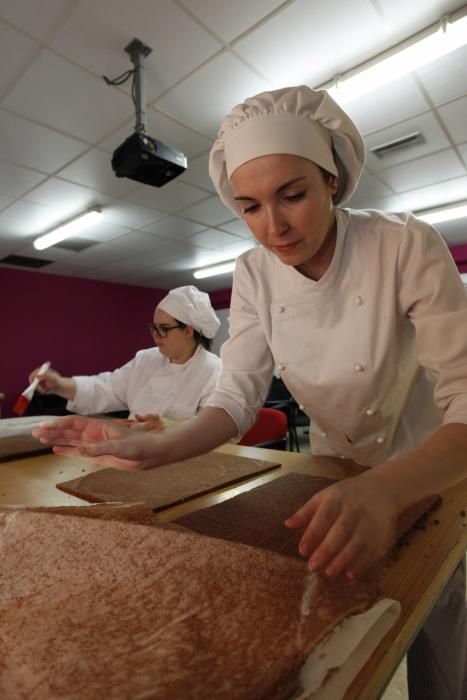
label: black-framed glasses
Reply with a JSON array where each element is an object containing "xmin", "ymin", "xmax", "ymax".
[{"xmin": 148, "ymin": 322, "xmax": 186, "ymax": 338}]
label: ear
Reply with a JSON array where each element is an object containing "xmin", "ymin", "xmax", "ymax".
[
  {"xmin": 186, "ymin": 325, "xmax": 195, "ymax": 338},
  {"xmin": 329, "ymin": 174, "xmax": 339, "ymax": 196}
]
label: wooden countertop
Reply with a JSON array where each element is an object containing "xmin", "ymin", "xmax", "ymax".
[{"xmin": 1, "ymin": 444, "xmax": 466, "ymax": 700}]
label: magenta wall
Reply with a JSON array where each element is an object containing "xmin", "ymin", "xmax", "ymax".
[
  {"xmin": 2, "ymin": 242, "xmax": 462, "ymax": 417},
  {"xmin": 449, "ymin": 243, "xmax": 467, "ymax": 273},
  {"xmin": 1, "ymin": 267, "xmax": 231, "ymax": 418}
]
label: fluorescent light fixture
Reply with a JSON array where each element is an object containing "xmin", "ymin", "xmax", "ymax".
[
  {"xmin": 325, "ymin": 12, "xmax": 467, "ymax": 104},
  {"xmin": 193, "ymin": 260, "xmax": 236, "ymax": 279},
  {"xmin": 416, "ymin": 202, "xmax": 467, "ymax": 225},
  {"xmin": 33, "ymin": 208, "xmax": 103, "ymax": 250}
]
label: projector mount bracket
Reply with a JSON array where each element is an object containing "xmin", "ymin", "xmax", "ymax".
[{"xmin": 103, "ymin": 37, "xmax": 153, "ymax": 135}]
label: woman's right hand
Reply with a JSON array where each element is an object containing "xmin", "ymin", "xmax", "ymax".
[
  {"xmin": 28, "ymin": 367, "xmax": 76, "ymax": 400},
  {"xmin": 32, "ymin": 415, "xmax": 164, "ymax": 470}
]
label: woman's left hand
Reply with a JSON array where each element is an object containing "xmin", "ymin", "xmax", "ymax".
[
  {"xmin": 131, "ymin": 414, "xmax": 165, "ymax": 432},
  {"xmin": 285, "ymin": 473, "xmax": 400, "ymax": 579}
]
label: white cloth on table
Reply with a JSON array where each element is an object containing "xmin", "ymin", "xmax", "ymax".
[{"xmin": 67, "ymin": 345, "xmax": 222, "ymax": 420}]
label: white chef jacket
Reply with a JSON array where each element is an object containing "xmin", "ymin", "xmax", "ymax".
[
  {"xmin": 207, "ymin": 208, "xmax": 467, "ymax": 466},
  {"xmin": 67, "ymin": 345, "xmax": 222, "ymax": 421}
]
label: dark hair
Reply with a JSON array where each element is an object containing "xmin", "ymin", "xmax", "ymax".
[
  {"xmin": 174, "ymin": 319, "xmax": 212, "ymax": 351},
  {"xmin": 194, "ymin": 330, "xmax": 212, "ymax": 351}
]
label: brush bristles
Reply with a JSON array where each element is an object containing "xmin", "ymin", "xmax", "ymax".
[{"xmin": 13, "ymin": 394, "xmax": 29, "ymax": 416}]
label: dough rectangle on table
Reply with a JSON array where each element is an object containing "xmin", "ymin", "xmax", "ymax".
[
  {"xmin": 56, "ymin": 451, "xmax": 281, "ymax": 511},
  {"xmin": 0, "ymin": 504, "xmax": 388, "ymax": 700},
  {"xmin": 175, "ymin": 471, "xmax": 440, "ymax": 560}
]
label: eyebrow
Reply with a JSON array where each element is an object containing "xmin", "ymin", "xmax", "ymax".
[{"xmin": 233, "ymin": 176, "xmax": 306, "ymax": 201}]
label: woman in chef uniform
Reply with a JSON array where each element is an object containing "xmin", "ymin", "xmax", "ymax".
[
  {"xmin": 35, "ymin": 86, "xmax": 467, "ymax": 699},
  {"xmin": 31, "ymin": 285, "xmax": 222, "ymax": 424}
]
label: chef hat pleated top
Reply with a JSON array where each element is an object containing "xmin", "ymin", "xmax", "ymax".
[
  {"xmin": 157, "ymin": 285, "xmax": 220, "ymax": 339},
  {"xmin": 209, "ymin": 85, "xmax": 365, "ymax": 217}
]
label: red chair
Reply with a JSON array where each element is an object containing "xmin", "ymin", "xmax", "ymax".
[{"xmin": 238, "ymin": 407, "xmax": 288, "ymax": 450}]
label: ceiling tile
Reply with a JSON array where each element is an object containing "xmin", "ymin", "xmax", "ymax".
[
  {"xmin": 49, "ymin": 0, "xmax": 222, "ymax": 100},
  {"xmin": 0, "ymin": 236, "xmax": 25, "ymax": 256},
  {"xmin": 65, "ymin": 242, "xmax": 137, "ymax": 268},
  {"xmin": 109, "ymin": 230, "xmax": 170, "ymax": 251},
  {"xmin": 3, "ymin": 50, "xmax": 133, "ymax": 142},
  {"xmin": 375, "ymin": 0, "xmax": 464, "ymax": 34},
  {"xmin": 213, "ymin": 238, "xmax": 257, "ymax": 260},
  {"xmin": 417, "ymin": 44, "xmax": 467, "ymax": 106},
  {"xmin": 186, "ymin": 228, "xmax": 242, "ymax": 249},
  {"xmin": 156, "ymin": 52, "xmax": 269, "ymax": 137},
  {"xmin": 126, "ymin": 179, "xmax": 208, "ymax": 213},
  {"xmin": 84, "ymin": 255, "xmax": 157, "ymax": 275},
  {"xmin": 0, "ymin": 108, "xmax": 88, "ymax": 173},
  {"xmin": 233, "ymin": 0, "xmax": 387, "ymax": 89},
  {"xmin": 179, "ymin": 152, "xmax": 215, "ymax": 193},
  {"xmin": 0, "ymin": 200, "xmax": 67, "ymax": 238},
  {"xmin": 377, "ymin": 148, "xmax": 466, "ymax": 192},
  {"xmin": 38, "ymin": 260, "xmax": 91, "ymax": 277},
  {"xmin": 0, "ymin": 22, "xmax": 39, "ymax": 97},
  {"xmin": 157, "ymin": 247, "xmax": 227, "ymax": 269},
  {"xmin": 179, "ymin": 195, "xmax": 233, "ymax": 226},
  {"xmin": 144, "ymin": 241, "xmax": 206, "ymax": 266},
  {"xmin": 458, "ymin": 142, "xmax": 467, "ymax": 168},
  {"xmin": 344, "ymin": 75, "xmax": 429, "ymax": 136},
  {"xmin": 71, "ymin": 221, "xmax": 132, "ymax": 244},
  {"xmin": 0, "ymin": 0, "xmax": 71, "ymax": 40},
  {"xmin": 219, "ymin": 219, "xmax": 254, "ymax": 238},
  {"xmin": 364, "ymin": 112, "xmax": 451, "ymax": 172},
  {"xmin": 57, "ymin": 148, "xmax": 140, "ymax": 197},
  {"xmin": 16, "ymin": 241, "xmax": 74, "ymax": 262},
  {"xmin": 379, "ymin": 175, "xmax": 467, "ymax": 212},
  {"xmin": 104, "ymin": 201, "xmax": 167, "ymax": 229},
  {"xmin": 178, "ymin": 0, "xmax": 285, "ymax": 43},
  {"xmin": 0, "ymin": 161, "xmax": 46, "ymax": 197},
  {"xmin": 346, "ymin": 175, "xmax": 394, "ymax": 209},
  {"xmin": 0, "ymin": 193, "xmax": 15, "ymax": 212},
  {"xmin": 140, "ymin": 215, "xmax": 206, "ymax": 241},
  {"xmin": 438, "ymin": 97, "xmax": 467, "ymax": 144},
  {"xmin": 23, "ymin": 178, "xmax": 111, "ymax": 215},
  {"xmin": 0, "ymin": 1, "xmax": 466, "ymax": 287}
]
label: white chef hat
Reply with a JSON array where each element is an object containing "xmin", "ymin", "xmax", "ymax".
[
  {"xmin": 157, "ymin": 285, "xmax": 220, "ymax": 339},
  {"xmin": 209, "ymin": 85, "xmax": 365, "ymax": 217}
]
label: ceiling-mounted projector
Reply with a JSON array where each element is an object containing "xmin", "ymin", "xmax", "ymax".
[
  {"xmin": 108, "ymin": 39, "xmax": 187, "ymax": 187},
  {"xmin": 112, "ymin": 132, "xmax": 187, "ymax": 187}
]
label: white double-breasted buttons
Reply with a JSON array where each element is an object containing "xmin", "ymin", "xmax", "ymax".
[
  {"xmin": 354, "ymin": 362, "xmax": 365, "ymax": 372},
  {"xmin": 278, "ymin": 363, "xmax": 286, "ymax": 371},
  {"xmin": 298, "ymin": 404, "xmax": 305, "ymax": 411},
  {"xmin": 376, "ymin": 436, "xmax": 384, "ymax": 444},
  {"xmin": 322, "ymin": 431, "xmax": 328, "ymax": 438},
  {"xmin": 366, "ymin": 408, "xmax": 375, "ymax": 416},
  {"xmin": 354, "ymin": 295, "xmax": 363, "ymax": 305}
]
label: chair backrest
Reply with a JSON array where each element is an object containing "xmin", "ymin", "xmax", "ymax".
[{"xmin": 238, "ymin": 407, "xmax": 288, "ymax": 449}]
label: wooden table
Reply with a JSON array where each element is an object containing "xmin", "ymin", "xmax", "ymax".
[{"xmin": 1, "ymin": 444, "xmax": 466, "ymax": 700}]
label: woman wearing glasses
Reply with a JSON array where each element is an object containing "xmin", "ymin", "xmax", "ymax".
[{"xmin": 29, "ymin": 285, "xmax": 221, "ymax": 426}]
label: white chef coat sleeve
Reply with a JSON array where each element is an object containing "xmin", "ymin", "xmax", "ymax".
[
  {"xmin": 67, "ymin": 353, "xmax": 140, "ymax": 415},
  {"xmin": 205, "ymin": 255, "xmax": 275, "ymax": 435},
  {"xmin": 196, "ymin": 353, "xmax": 223, "ymax": 410},
  {"xmin": 397, "ymin": 216, "xmax": 467, "ymax": 425}
]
